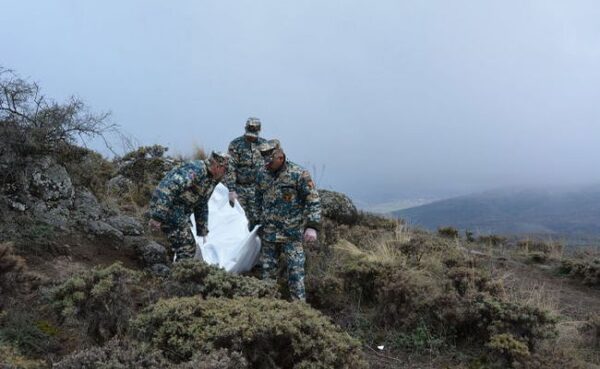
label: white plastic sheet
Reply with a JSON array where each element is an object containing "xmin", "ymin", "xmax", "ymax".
[{"xmin": 190, "ymin": 183, "xmax": 261, "ymax": 273}]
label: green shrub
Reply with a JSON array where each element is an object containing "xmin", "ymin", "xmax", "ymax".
[
  {"xmin": 392, "ymin": 319, "xmax": 445, "ymax": 353},
  {"xmin": 339, "ymin": 257, "xmax": 392, "ymax": 305},
  {"xmin": 133, "ymin": 297, "xmax": 368, "ymax": 368},
  {"xmin": 487, "ymin": 333, "xmax": 530, "ymax": 362},
  {"xmin": 115, "ymin": 145, "xmax": 175, "ymax": 206},
  {"xmin": 50, "ymin": 262, "xmax": 144, "ymax": 342},
  {"xmin": 376, "ymin": 268, "xmax": 443, "ymax": 329},
  {"xmin": 165, "ymin": 259, "xmax": 278, "ymax": 299},
  {"xmin": 54, "ymin": 338, "xmax": 248, "ymax": 369},
  {"xmin": 446, "ymin": 266, "xmax": 500, "ymax": 297},
  {"xmin": 438, "ymin": 226, "xmax": 460, "ymax": 239},
  {"xmin": 399, "ymin": 232, "xmax": 449, "ymax": 263},
  {"xmin": 0, "ymin": 309, "xmax": 58, "ymax": 357},
  {"xmin": 471, "ymin": 296, "xmax": 557, "ymax": 349},
  {"xmin": 376, "ymin": 266, "xmax": 555, "ymax": 350},
  {"xmin": 305, "ymin": 274, "xmax": 345, "ymax": 310},
  {"xmin": 559, "ymin": 258, "xmax": 600, "ymax": 286}
]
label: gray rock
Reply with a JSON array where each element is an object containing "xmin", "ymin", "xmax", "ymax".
[
  {"xmin": 72, "ymin": 188, "xmax": 102, "ymax": 221},
  {"xmin": 106, "ymin": 175, "xmax": 133, "ymax": 196},
  {"xmin": 150, "ymin": 263, "xmax": 170, "ymax": 276},
  {"xmin": 318, "ymin": 189, "xmax": 359, "ymax": 225},
  {"xmin": 106, "ymin": 215, "xmax": 144, "ymax": 236},
  {"xmin": 136, "ymin": 240, "xmax": 168, "ymax": 266},
  {"xmin": 28, "ymin": 157, "xmax": 74, "ymax": 202},
  {"xmin": 85, "ymin": 220, "xmax": 124, "ymax": 242},
  {"xmin": 31, "ymin": 201, "xmax": 70, "ymax": 229}
]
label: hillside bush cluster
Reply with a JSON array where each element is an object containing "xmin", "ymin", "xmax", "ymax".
[
  {"xmin": 133, "ymin": 297, "xmax": 367, "ymax": 368},
  {"xmin": 437, "ymin": 226, "xmax": 459, "ymax": 239},
  {"xmin": 165, "ymin": 259, "xmax": 279, "ymax": 299},
  {"xmin": 48, "ymin": 261, "xmax": 363, "ymax": 369},
  {"xmin": 559, "ymin": 258, "xmax": 600, "ymax": 287},
  {"xmin": 0, "ymin": 309, "xmax": 59, "ymax": 358},
  {"xmin": 306, "ymin": 219, "xmax": 559, "ymax": 367},
  {"xmin": 54, "ymin": 338, "xmax": 248, "ymax": 369},
  {"xmin": 48, "ymin": 260, "xmax": 281, "ymax": 342},
  {"xmin": 49, "ymin": 262, "xmax": 144, "ymax": 342}
]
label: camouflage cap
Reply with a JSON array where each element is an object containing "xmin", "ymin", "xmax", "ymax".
[
  {"xmin": 208, "ymin": 151, "xmax": 229, "ymax": 166},
  {"xmin": 258, "ymin": 139, "xmax": 281, "ymax": 153},
  {"xmin": 245, "ymin": 117, "xmax": 261, "ymax": 138}
]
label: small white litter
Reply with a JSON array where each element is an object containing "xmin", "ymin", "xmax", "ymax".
[
  {"xmin": 190, "ymin": 183, "xmax": 261, "ymax": 273},
  {"xmin": 377, "ymin": 345, "xmax": 385, "ymax": 351}
]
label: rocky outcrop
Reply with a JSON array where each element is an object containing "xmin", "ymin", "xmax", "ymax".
[
  {"xmin": 135, "ymin": 240, "xmax": 168, "ymax": 266},
  {"xmin": 107, "ymin": 215, "xmax": 144, "ymax": 236},
  {"xmin": 318, "ymin": 189, "xmax": 359, "ymax": 225},
  {"xmin": 27, "ymin": 157, "xmax": 74, "ymax": 202},
  {"xmin": 72, "ymin": 188, "xmax": 103, "ymax": 222},
  {"xmin": 85, "ymin": 220, "xmax": 125, "ymax": 243}
]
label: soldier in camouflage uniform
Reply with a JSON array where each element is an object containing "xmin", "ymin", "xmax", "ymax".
[
  {"xmin": 224, "ymin": 117, "xmax": 267, "ymax": 228},
  {"xmin": 148, "ymin": 151, "xmax": 229, "ymax": 261},
  {"xmin": 255, "ymin": 145, "xmax": 321, "ymax": 301}
]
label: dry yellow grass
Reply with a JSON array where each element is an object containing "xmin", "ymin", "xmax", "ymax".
[{"xmin": 333, "ymin": 222, "xmax": 411, "ymax": 265}]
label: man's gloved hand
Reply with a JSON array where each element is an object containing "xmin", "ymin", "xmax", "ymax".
[
  {"xmin": 303, "ymin": 228, "xmax": 318, "ymax": 242},
  {"xmin": 229, "ymin": 191, "xmax": 238, "ymax": 203},
  {"xmin": 148, "ymin": 219, "xmax": 162, "ymax": 232}
]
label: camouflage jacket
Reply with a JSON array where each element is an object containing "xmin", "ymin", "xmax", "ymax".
[
  {"xmin": 255, "ymin": 161, "xmax": 321, "ymax": 242},
  {"xmin": 148, "ymin": 160, "xmax": 217, "ymax": 236},
  {"xmin": 223, "ymin": 136, "xmax": 267, "ymax": 191}
]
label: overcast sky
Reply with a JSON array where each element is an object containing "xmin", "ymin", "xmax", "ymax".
[{"xmin": 2, "ymin": 1, "xmax": 600, "ymax": 203}]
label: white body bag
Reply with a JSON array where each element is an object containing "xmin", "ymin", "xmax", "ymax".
[{"xmin": 190, "ymin": 183, "xmax": 261, "ymax": 273}]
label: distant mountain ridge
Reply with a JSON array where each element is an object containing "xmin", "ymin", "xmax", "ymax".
[{"xmin": 393, "ymin": 185, "xmax": 600, "ymax": 237}]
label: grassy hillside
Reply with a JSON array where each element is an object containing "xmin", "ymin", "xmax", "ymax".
[{"xmin": 394, "ymin": 186, "xmax": 600, "ymax": 238}]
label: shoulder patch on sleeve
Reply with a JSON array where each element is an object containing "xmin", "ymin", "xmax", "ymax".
[{"xmin": 301, "ymin": 171, "xmax": 315, "ymax": 189}]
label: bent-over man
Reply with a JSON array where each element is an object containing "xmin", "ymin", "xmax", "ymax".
[{"xmin": 148, "ymin": 151, "xmax": 229, "ymax": 261}]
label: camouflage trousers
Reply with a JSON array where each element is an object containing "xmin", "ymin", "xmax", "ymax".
[
  {"xmin": 259, "ymin": 240, "xmax": 306, "ymax": 301},
  {"xmin": 236, "ymin": 183, "xmax": 258, "ymax": 229},
  {"xmin": 162, "ymin": 219, "xmax": 197, "ymax": 261}
]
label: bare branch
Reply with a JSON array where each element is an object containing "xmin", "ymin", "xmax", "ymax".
[{"xmin": 0, "ymin": 67, "xmax": 119, "ymax": 157}]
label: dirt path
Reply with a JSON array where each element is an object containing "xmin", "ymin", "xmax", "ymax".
[{"xmin": 496, "ymin": 257, "xmax": 600, "ymax": 321}]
